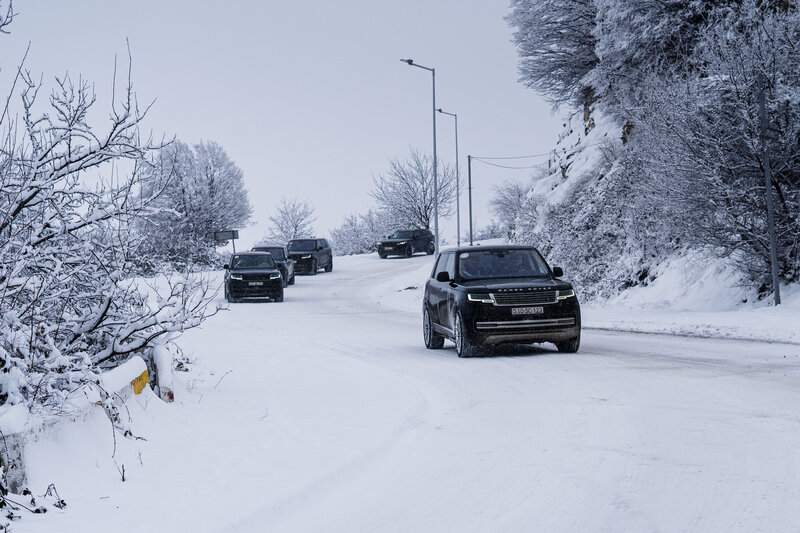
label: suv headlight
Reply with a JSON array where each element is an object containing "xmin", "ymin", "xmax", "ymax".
[
  {"xmin": 397, "ymin": 241, "xmax": 407, "ymax": 245},
  {"xmin": 230, "ymin": 274, "xmax": 243, "ymax": 280},
  {"xmin": 556, "ymin": 289, "xmax": 575, "ymax": 300},
  {"xmin": 467, "ymin": 293, "xmax": 493, "ymax": 304},
  {"xmin": 301, "ymin": 255, "xmax": 312, "ymax": 259},
  {"xmin": 270, "ymin": 273, "xmax": 281, "ymax": 279}
]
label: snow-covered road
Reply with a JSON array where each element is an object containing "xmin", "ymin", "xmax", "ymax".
[{"xmin": 22, "ymin": 253, "xmax": 800, "ymax": 532}]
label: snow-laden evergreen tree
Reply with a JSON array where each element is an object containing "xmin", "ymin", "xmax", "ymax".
[
  {"xmin": 136, "ymin": 140, "xmax": 252, "ymax": 270},
  {"xmin": 370, "ymin": 150, "xmax": 457, "ymax": 230},
  {"xmin": 259, "ymin": 197, "xmax": 316, "ymax": 245}
]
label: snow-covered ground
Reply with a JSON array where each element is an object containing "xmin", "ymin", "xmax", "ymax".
[{"xmin": 15, "ymin": 251, "xmax": 800, "ymax": 532}]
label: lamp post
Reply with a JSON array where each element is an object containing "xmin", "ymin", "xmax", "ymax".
[
  {"xmin": 437, "ymin": 108, "xmax": 460, "ymax": 246},
  {"xmin": 401, "ymin": 58, "xmax": 439, "ymax": 255}
]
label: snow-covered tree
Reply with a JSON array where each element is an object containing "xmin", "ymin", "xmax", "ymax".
[
  {"xmin": 330, "ymin": 210, "xmax": 391, "ymax": 256},
  {"xmin": 507, "ymin": 0, "xmax": 598, "ymax": 107},
  {"xmin": 136, "ymin": 140, "xmax": 252, "ymax": 270},
  {"xmin": 370, "ymin": 150, "xmax": 457, "ymax": 230},
  {"xmin": 0, "ymin": 59, "xmax": 216, "ymax": 414},
  {"xmin": 628, "ymin": 2, "xmax": 800, "ymax": 286},
  {"xmin": 260, "ymin": 197, "xmax": 315, "ymax": 245}
]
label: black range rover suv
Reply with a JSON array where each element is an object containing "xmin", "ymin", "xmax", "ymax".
[
  {"xmin": 378, "ymin": 229, "xmax": 435, "ymax": 258},
  {"xmin": 287, "ymin": 238, "xmax": 333, "ymax": 275},
  {"xmin": 224, "ymin": 252, "xmax": 284, "ymax": 303},
  {"xmin": 251, "ymin": 245, "xmax": 295, "ymax": 287},
  {"xmin": 422, "ymin": 245, "xmax": 580, "ymax": 357}
]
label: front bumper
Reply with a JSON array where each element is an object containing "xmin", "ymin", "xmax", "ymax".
[
  {"xmin": 378, "ymin": 244, "xmax": 409, "ymax": 256},
  {"xmin": 228, "ymin": 278, "xmax": 282, "ymax": 300},
  {"xmin": 462, "ymin": 299, "xmax": 581, "ymax": 346},
  {"xmin": 291, "ymin": 257, "xmax": 315, "ymax": 273}
]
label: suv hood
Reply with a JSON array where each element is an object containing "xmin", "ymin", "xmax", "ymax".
[
  {"xmin": 459, "ymin": 277, "xmax": 572, "ymax": 292},
  {"xmin": 380, "ymin": 238, "xmax": 410, "ymax": 245}
]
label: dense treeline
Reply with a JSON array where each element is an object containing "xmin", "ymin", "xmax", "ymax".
[{"xmin": 507, "ymin": 0, "xmax": 800, "ymax": 297}]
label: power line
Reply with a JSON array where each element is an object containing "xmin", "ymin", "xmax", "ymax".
[{"xmin": 470, "ymin": 158, "xmax": 541, "ymax": 170}]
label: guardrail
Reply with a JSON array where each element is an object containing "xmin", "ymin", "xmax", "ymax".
[{"xmin": 1, "ymin": 347, "xmax": 175, "ymax": 494}]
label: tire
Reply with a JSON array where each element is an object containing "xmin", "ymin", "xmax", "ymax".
[
  {"xmin": 454, "ymin": 311, "xmax": 479, "ymax": 358},
  {"xmin": 556, "ymin": 333, "xmax": 580, "ymax": 353},
  {"xmin": 288, "ymin": 274, "xmax": 295, "ymax": 285},
  {"xmin": 274, "ymin": 290, "xmax": 284, "ymax": 303},
  {"xmin": 310, "ymin": 259, "xmax": 318, "ymax": 275},
  {"xmin": 378, "ymin": 252, "xmax": 387, "ymax": 259},
  {"xmin": 224, "ymin": 284, "xmax": 233, "ymax": 303},
  {"xmin": 426, "ymin": 242, "xmax": 435, "ymax": 255},
  {"xmin": 405, "ymin": 246, "xmax": 413, "ymax": 258},
  {"xmin": 423, "ymin": 307, "xmax": 445, "ymax": 349},
  {"xmin": 324, "ymin": 258, "xmax": 333, "ymax": 272}
]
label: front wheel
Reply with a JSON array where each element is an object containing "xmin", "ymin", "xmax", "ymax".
[
  {"xmin": 556, "ymin": 333, "xmax": 580, "ymax": 353},
  {"xmin": 324, "ymin": 258, "xmax": 333, "ymax": 272},
  {"xmin": 310, "ymin": 259, "xmax": 318, "ymax": 275},
  {"xmin": 288, "ymin": 274, "xmax": 295, "ymax": 285},
  {"xmin": 274, "ymin": 291, "xmax": 284, "ymax": 303},
  {"xmin": 454, "ymin": 312, "xmax": 479, "ymax": 358},
  {"xmin": 405, "ymin": 246, "xmax": 413, "ymax": 258},
  {"xmin": 423, "ymin": 307, "xmax": 445, "ymax": 349},
  {"xmin": 378, "ymin": 252, "xmax": 387, "ymax": 259},
  {"xmin": 426, "ymin": 242, "xmax": 435, "ymax": 255}
]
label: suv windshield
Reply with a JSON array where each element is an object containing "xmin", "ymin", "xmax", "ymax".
[
  {"xmin": 288, "ymin": 240, "xmax": 316, "ymax": 252},
  {"xmin": 389, "ymin": 230, "xmax": 415, "ymax": 239},
  {"xmin": 230, "ymin": 254, "xmax": 276, "ymax": 269},
  {"xmin": 458, "ymin": 249, "xmax": 549, "ymax": 280},
  {"xmin": 254, "ymin": 247, "xmax": 285, "ymax": 260}
]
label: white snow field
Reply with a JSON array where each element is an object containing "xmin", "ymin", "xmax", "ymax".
[{"xmin": 18, "ymin": 252, "xmax": 800, "ymax": 532}]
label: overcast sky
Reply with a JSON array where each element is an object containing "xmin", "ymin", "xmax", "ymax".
[{"xmin": 2, "ymin": 1, "xmax": 562, "ymax": 247}]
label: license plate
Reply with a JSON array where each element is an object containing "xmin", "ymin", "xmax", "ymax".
[
  {"xmin": 512, "ymin": 306, "xmax": 543, "ymax": 315},
  {"xmin": 248, "ymin": 281, "xmax": 263, "ymax": 286},
  {"xmin": 385, "ymin": 247, "xmax": 393, "ymax": 251}
]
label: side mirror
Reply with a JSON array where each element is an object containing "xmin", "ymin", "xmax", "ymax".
[
  {"xmin": 552, "ymin": 267, "xmax": 563, "ymax": 277},
  {"xmin": 436, "ymin": 271, "xmax": 451, "ymax": 282},
  {"xmin": 223, "ymin": 264, "xmax": 229, "ymax": 270}
]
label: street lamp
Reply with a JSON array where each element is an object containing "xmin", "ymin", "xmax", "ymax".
[
  {"xmin": 436, "ymin": 108, "xmax": 460, "ymax": 246},
  {"xmin": 400, "ymin": 58, "xmax": 439, "ymax": 255}
]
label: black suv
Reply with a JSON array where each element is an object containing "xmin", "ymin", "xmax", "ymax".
[
  {"xmin": 251, "ymin": 245, "xmax": 295, "ymax": 287},
  {"xmin": 224, "ymin": 252, "xmax": 284, "ymax": 303},
  {"xmin": 287, "ymin": 238, "xmax": 333, "ymax": 275},
  {"xmin": 422, "ymin": 245, "xmax": 580, "ymax": 357},
  {"xmin": 378, "ymin": 229, "xmax": 435, "ymax": 258}
]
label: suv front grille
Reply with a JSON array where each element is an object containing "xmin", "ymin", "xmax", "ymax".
[{"xmin": 491, "ymin": 291, "xmax": 557, "ymax": 306}]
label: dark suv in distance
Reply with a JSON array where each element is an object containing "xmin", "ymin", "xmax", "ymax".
[
  {"xmin": 378, "ymin": 229, "xmax": 435, "ymax": 258},
  {"xmin": 224, "ymin": 252, "xmax": 284, "ymax": 303},
  {"xmin": 287, "ymin": 238, "xmax": 333, "ymax": 275},
  {"xmin": 251, "ymin": 245, "xmax": 295, "ymax": 287},
  {"xmin": 422, "ymin": 245, "xmax": 580, "ymax": 357}
]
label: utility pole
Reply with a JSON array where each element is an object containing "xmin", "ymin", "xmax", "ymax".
[
  {"xmin": 758, "ymin": 73, "xmax": 781, "ymax": 305},
  {"xmin": 468, "ymin": 155, "xmax": 473, "ymax": 246}
]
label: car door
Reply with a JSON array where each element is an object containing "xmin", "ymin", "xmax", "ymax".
[
  {"xmin": 427, "ymin": 252, "xmax": 456, "ymax": 333},
  {"xmin": 412, "ymin": 230, "xmax": 423, "ymax": 252}
]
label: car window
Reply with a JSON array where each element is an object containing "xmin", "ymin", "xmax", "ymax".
[
  {"xmin": 231, "ymin": 254, "xmax": 276, "ymax": 269},
  {"xmin": 433, "ymin": 253, "xmax": 449, "ymax": 278},
  {"xmin": 389, "ymin": 230, "xmax": 415, "ymax": 239},
  {"xmin": 288, "ymin": 240, "xmax": 315, "ymax": 251},
  {"xmin": 457, "ymin": 249, "xmax": 549, "ymax": 280},
  {"xmin": 444, "ymin": 253, "xmax": 456, "ymax": 277}
]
